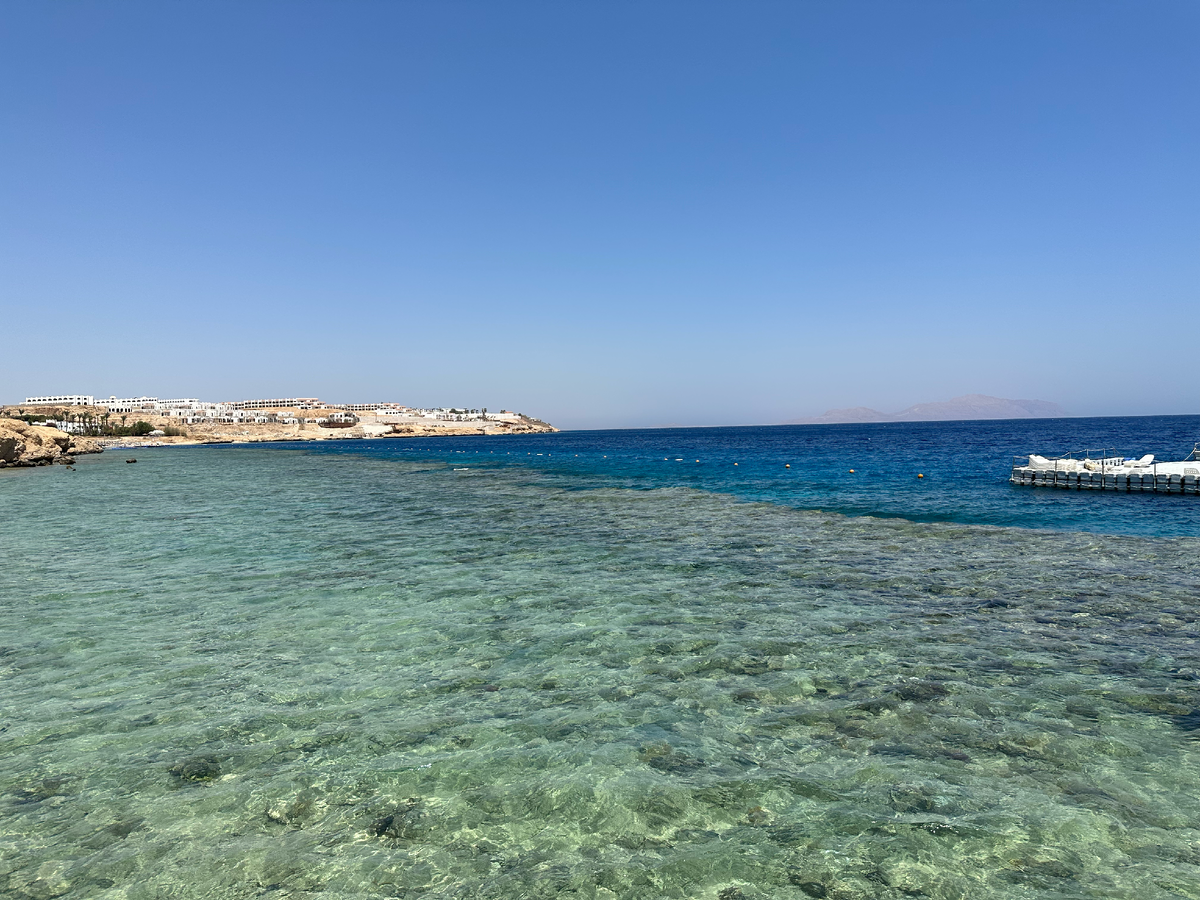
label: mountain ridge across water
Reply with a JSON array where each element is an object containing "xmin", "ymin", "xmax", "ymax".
[{"xmin": 792, "ymin": 393, "xmax": 1068, "ymax": 425}]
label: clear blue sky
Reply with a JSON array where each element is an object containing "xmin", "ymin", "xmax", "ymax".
[{"xmin": 2, "ymin": 2, "xmax": 1196, "ymax": 429}]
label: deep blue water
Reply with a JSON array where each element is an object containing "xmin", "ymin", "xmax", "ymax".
[{"xmin": 290, "ymin": 415, "xmax": 1200, "ymax": 537}]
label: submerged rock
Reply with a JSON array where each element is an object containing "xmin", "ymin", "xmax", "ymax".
[
  {"xmin": 639, "ymin": 742, "xmax": 704, "ymax": 774},
  {"xmin": 105, "ymin": 818, "xmax": 145, "ymax": 838},
  {"xmin": 169, "ymin": 755, "xmax": 222, "ymax": 782},
  {"xmin": 787, "ymin": 876, "xmax": 827, "ymax": 898},
  {"xmin": 1172, "ymin": 709, "xmax": 1200, "ymax": 730},
  {"xmin": 742, "ymin": 805, "xmax": 772, "ymax": 826},
  {"xmin": 266, "ymin": 793, "xmax": 315, "ymax": 826},
  {"xmin": 371, "ymin": 798, "xmax": 430, "ymax": 841},
  {"xmin": 890, "ymin": 680, "xmax": 949, "ymax": 703},
  {"xmin": 12, "ymin": 775, "xmax": 75, "ymax": 804}
]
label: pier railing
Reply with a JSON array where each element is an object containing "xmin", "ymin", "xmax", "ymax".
[{"xmin": 1010, "ymin": 448, "xmax": 1121, "ymax": 472}]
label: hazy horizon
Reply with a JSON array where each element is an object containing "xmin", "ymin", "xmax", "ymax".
[{"xmin": 3, "ymin": 2, "xmax": 1196, "ymax": 431}]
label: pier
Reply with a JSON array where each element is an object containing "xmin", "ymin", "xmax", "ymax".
[{"xmin": 1011, "ymin": 446, "xmax": 1200, "ymax": 495}]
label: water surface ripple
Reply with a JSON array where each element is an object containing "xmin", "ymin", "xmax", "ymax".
[{"xmin": 3, "ymin": 440, "xmax": 1200, "ymax": 899}]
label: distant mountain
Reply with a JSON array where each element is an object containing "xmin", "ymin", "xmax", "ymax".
[
  {"xmin": 794, "ymin": 394, "xmax": 1068, "ymax": 425},
  {"xmin": 807, "ymin": 406, "xmax": 893, "ymax": 424}
]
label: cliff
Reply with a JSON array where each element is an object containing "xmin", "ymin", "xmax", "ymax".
[{"xmin": 0, "ymin": 419, "xmax": 103, "ymax": 468}]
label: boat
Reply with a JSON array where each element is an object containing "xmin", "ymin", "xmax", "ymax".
[{"xmin": 1011, "ymin": 443, "xmax": 1200, "ymax": 494}]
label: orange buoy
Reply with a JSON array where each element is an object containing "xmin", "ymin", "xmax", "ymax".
[
  {"xmin": 849, "ymin": 469, "xmax": 855, "ymax": 473},
  {"xmin": 918, "ymin": 473, "xmax": 924, "ymax": 478},
  {"xmin": 785, "ymin": 464, "xmax": 791, "ymax": 468}
]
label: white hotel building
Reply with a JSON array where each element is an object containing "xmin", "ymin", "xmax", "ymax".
[
  {"xmin": 227, "ymin": 398, "xmax": 322, "ymax": 410},
  {"xmin": 24, "ymin": 395, "xmax": 95, "ymax": 406},
  {"xmin": 97, "ymin": 396, "xmax": 171, "ymax": 414}
]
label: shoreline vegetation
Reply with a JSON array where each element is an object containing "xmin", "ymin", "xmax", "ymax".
[{"xmin": 0, "ymin": 404, "xmax": 557, "ymax": 467}]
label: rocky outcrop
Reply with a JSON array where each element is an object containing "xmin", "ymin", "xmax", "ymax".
[
  {"xmin": 0, "ymin": 419, "xmax": 103, "ymax": 468},
  {"xmin": 70, "ymin": 435, "xmax": 105, "ymax": 455},
  {"xmin": 385, "ymin": 415, "xmax": 558, "ymax": 438}
]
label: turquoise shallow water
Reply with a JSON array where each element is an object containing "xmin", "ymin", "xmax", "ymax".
[{"xmin": 4, "ymin": 441, "xmax": 1200, "ymax": 899}]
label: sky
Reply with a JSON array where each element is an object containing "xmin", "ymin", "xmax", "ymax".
[{"xmin": 2, "ymin": 2, "xmax": 1197, "ymax": 429}]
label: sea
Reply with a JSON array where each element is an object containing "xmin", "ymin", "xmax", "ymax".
[{"xmin": 3, "ymin": 415, "xmax": 1200, "ymax": 900}]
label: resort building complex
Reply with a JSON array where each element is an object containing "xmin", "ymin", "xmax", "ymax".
[{"xmin": 19, "ymin": 393, "xmax": 527, "ymax": 430}]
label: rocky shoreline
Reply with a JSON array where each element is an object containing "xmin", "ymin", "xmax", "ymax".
[
  {"xmin": 0, "ymin": 419, "xmax": 104, "ymax": 468},
  {"xmin": 1, "ymin": 412, "xmax": 558, "ymax": 467}
]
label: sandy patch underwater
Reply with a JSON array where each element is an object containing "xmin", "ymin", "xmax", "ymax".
[{"xmin": 3, "ymin": 446, "xmax": 1200, "ymax": 899}]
